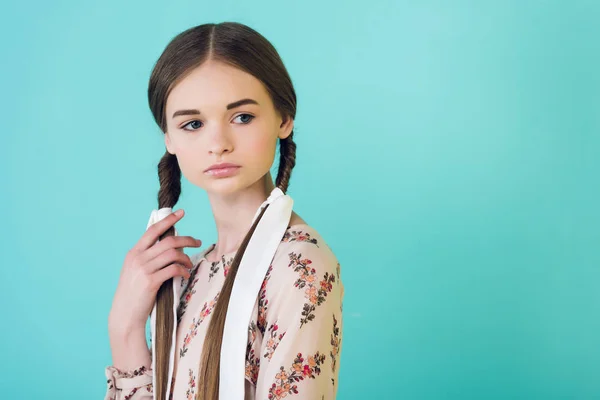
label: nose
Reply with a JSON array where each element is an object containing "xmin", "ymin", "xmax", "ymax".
[{"xmin": 207, "ymin": 127, "xmax": 233, "ymax": 156}]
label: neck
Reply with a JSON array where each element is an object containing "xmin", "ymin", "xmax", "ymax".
[{"xmin": 205, "ymin": 172, "xmax": 276, "ymax": 260}]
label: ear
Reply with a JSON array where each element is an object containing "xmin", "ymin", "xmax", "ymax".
[
  {"xmin": 165, "ymin": 132, "xmax": 176, "ymax": 155},
  {"xmin": 278, "ymin": 116, "xmax": 294, "ymax": 140}
]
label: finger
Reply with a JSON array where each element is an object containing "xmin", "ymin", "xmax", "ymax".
[
  {"xmin": 144, "ymin": 248, "xmax": 195, "ymax": 274},
  {"xmin": 151, "ymin": 264, "xmax": 191, "ymax": 289},
  {"xmin": 141, "ymin": 235, "xmax": 202, "ymax": 263},
  {"xmin": 134, "ymin": 209, "xmax": 184, "ymax": 252}
]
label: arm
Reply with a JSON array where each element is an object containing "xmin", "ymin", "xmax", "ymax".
[
  {"xmin": 103, "ymin": 209, "xmax": 199, "ymax": 399},
  {"xmin": 109, "ymin": 324, "xmax": 152, "ymax": 373},
  {"xmin": 104, "ymin": 322, "xmax": 153, "ymax": 399},
  {"xmin": 254, "ymin": 242, "xmax": 344, "ymax": 399}
]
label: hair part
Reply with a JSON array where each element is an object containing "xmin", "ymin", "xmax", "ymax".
[{"xmin": 147, "ymin": 22, "xmax": 298, "ymax": 400}]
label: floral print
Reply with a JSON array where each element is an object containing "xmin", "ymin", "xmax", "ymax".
[
  {"xmin": 180, "ymin": 292, "xmax": 220, "ymax": 358},
  {"xmin": 282, "ymin": 228, "xmax": 319, "ymax": 245},
  {"xmin": 177, "ymin": 264, "xmax": 201, "ymax": 324},
  {"xmin": 257, "ymin": 264, "xmax": 273, "ymax": 335},
  {"xmin": 104, "ymin": 225, "xmax": 343, "ymax": 400},
  {"xmin": 208, "ymin": 260, "xmax": 220, "ymax": 281},
  {"xmin": 288, "ymin": 252, "xmax": 337, "ymax": 328},
  {"xmin": 245, "ymin": 347, "xmax": 261, "ymax": 386},
  {"xmin": 268, "ymin": 352, "xmax": 327, "ymax": 400},
  {"xmin": 104, "ymin": 365, "xmax": 152, "ymax": 400},
  {"xmin": 208, "ymin": 255, "xmax": 234, "ymax": 281},
  {"xmin": 223, "ymin": 256, "xmax": 233, "ymax": 278},
  {"xmin": 185, "ymin": 369, "xmax": 196, "ymax": 400},
  {"xmin": 245, "ymin": 321, "xmax": 261, "ymax": 385},
  {"xmin": 330, "ymin": 314, "xmax": 341, "ymax": 384},
  {"xmin": 264, "ymin": 322, "xmax": 286, "ymax": 361}
]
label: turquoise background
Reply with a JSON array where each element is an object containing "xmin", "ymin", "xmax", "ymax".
[{"xmin": 1, "ymin": 1, "xmax": 599, "ymax": 399}]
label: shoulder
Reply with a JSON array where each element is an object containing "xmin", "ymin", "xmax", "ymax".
[
  {"xmin": 258, "ymin": 224, "xmax": 343, "ymax": 330},
  {"xmin": 268, "ymin": 224, "xmax": 342, "ymax": 295},
  {"xmin": 279, "ymin": 224, "xmax": 339, "ymax": 266}
]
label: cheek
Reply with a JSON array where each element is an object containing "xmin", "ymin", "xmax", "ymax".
[
  {"xmin": 244, "ymin": 133, "xmax": 277, "ymax": 166},
  {"xmin": 171, "ymin": 145, "xmax": 204, "ymax": 182}
]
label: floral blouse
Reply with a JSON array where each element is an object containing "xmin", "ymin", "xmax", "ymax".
[{"xmin": 105, "ymin": 224, "xmax": 344, "ymax": 399}]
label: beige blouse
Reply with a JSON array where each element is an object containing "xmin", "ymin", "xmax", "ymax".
[{"xmin": 105, "ymin": 223, "xmax": 344, "ymax": 399}]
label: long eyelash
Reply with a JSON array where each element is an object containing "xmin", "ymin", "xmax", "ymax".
[{"xmin": 181, "ymin": 114, "xmax": 254, "ymax": 131}]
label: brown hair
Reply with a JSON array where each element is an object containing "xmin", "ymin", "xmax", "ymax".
[{"xmin": 147, "ymin": 22, "xmax": 297, "ymax": 399}]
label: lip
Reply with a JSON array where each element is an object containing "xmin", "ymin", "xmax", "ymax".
[
  {"xmin": 204, "ymin": 162, "xmax": 241, "ymax": 172},
  {"xmin": 204, "ymin": 163, "xmax": 241, "ymax": 178}
]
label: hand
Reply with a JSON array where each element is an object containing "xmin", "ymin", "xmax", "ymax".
[{"xmin": 108, "ymin": 209, "xmax": 202, "ymax": 337}]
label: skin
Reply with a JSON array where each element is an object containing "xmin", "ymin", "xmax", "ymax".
[{"xmin": 164, "ymin": 60, "xmax": 306, "ymax": 262}]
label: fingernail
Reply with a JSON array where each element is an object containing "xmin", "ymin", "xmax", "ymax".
[{"xmin": 175, "ymin": 209, "xmax": 184, "ymax": 216}]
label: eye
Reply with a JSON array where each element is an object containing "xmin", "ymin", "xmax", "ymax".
[
  {"xmin": 233, "ymin": 113, "xmax": 255, "ymax": 124},
  {"xmin": 180, "ymin": 114, "xmax": 254, "ymax": 132},
  {"xmin": 181, "ymin": 120, "xmax": 203, "ymax": 131}
]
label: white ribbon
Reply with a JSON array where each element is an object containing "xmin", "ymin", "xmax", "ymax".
[
  {"xmin": 219, "ymin": 187, "xmax": 293, "ymax": 399},
  {"xmin": 146, "ymin": 207, "xmax": 182, "ymax": 400}
]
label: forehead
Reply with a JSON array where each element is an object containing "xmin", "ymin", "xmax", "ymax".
[{"xmin": 166, "ymin": 61, "xmax": 271, "ymax": 114}]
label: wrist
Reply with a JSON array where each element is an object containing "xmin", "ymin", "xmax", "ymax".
[
  {"xmin": 108, "ymin": 327, "xmax": 152, "ymax": 372},
  {"xmin": 108, "ymin": 313, "xmax": 146, "ymax": 341}
]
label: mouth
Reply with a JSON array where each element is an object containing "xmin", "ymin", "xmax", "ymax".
[
  {"xmin": 204, "ymin": 165, "xmax": 241, "ymax": 178},
  {"xmin": 204, "ymin": 162, "xmax": 240, "ymax": 172}
]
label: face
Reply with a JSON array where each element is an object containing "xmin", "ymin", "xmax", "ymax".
[{"xmin": 164, "ymin": 60, "xmax": 293, "ymax": 196}]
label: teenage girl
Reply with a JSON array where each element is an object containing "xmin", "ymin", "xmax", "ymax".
[{"xmin": 105, "ymin": 22, "xmax": 344, "ymax": 400}]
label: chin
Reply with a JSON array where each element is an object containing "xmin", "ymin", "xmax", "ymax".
[
  {"xmin": 199, "ymin": 176, "xmax": 250, "ymax": 196},
  {"xmin": 187, "ymin": 167, "xmax": 271, "ymax": 195},
  {"xmin": 202, "ymin": 174, "xmax": 272, "ymax": 196}
]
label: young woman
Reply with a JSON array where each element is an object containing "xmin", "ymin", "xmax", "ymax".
[{"xmin": 105, "ymin": 22, "xmax": 344, "ymax": 400}]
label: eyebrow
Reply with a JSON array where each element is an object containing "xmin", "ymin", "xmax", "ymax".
[{"xmin": 171, "ymin": 98, "xmax": 260, "ymax": 119}]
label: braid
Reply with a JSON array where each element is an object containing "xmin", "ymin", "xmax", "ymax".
[
  {"xmin": 275, "ymin": 130, "xmax": 297, "ymax": 193},
  {"xmin": 154, "ymin": 150, "xmax": 182, "ymax": 400},
  {"xmin": 158, "ymin": 151, "xmax": 182, "ymax": 208}
]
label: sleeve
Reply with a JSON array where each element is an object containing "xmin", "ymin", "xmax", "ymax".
[
  {"xmin": 104, "ymin": 365, "xmax": 153, "ymax": 400},
  {"xmin": 254, "ymin": 241, "xmax": 344, "ymax": 400}
]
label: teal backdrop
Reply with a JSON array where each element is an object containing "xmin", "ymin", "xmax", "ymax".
[{"xmin": 1, "ymin": 1, "xmax": 599, "ymax": 399}]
